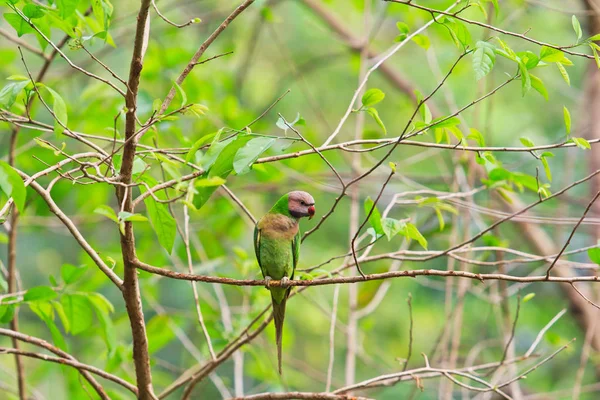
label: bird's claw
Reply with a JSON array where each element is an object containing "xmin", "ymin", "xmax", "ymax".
[
  {"xmin": 280, "ymin": 276, "xmax": 290, "ymax": 288},
  {"xmin": 264, "ymin": 276, "xmax": 273, "ymax": 289}
]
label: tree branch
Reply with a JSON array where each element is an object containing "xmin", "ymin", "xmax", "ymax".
[
  {"xmin": 0, "ymin": 328, "xmax": 110, "ymax": 400},
  {"xmin": 117, "ymin": 1, "xmax": 156, "ymax": 398}
]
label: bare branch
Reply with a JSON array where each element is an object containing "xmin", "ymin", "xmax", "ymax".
[
  {"xmin": 229, "ymin": 392, "xmax": 373, "ymax": 400},
  {"xmin": 0, "ymin": 347, "xmax": 138, "ymax": 395},
  {"xmin": 387, "ymin": 0, "xmax": 595, "ymax": 60},
  {"xmin": 0, "ymin": 328, "xmax": 110, "ymax": 400},
  {"xmin": 546, "ymin": 190, "xmax": 600, "ymax": 277},
  {"xmin": 158, "ymin": 0, "xmax": 256, "ymax": 114},
  {"xmin": 151, "ymin": 0, "xmax": 197, "ymax": 28}
]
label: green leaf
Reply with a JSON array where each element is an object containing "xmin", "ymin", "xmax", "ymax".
[
  {"xmin": 174, "ymin": 81, "xmax": 187, "ymax": 108},
  {"xmin": 556, "ymin": 62, "xmax": 570, "ymax": 86},
  {"xmin": 53, "ymin": 301, "xmax": 70, "ymax": 333},
  {"xmin": 138, "ymin": 175, "xmax": 177, "ymax": 253},
  {"xmin": 411, "ymin": 34, "xmax": 430, "ymax": 50},
  {"xmin": 195, "ymin": 177, "xmax": 226, "ymax": 187},
  {"xmin": 572, "ymin": 15, "xmax": 582, "ymax": 41},
  {"xmin": 414, "ymin": 90, "xmax": 432, "ymax": 123},
  {"xmin": 24, "ymin": 286, "xmax": 57, "ymax": 302},
  {"xmin": 467, "ymin": 128, "xmax": 486, "ymax": 147},
  {"xmin": 563, "ymin": 106, "xmax": 571, "ymax": 135},
  {"xmin": 56, "ymin": 0, "xmax": 81, "ymax": 19},
  {"xmin": 518, "ymin": 51, "xmax": 540, "ymax": 70},
  {"xmin": 588, "ymin": 248, "xmax": 600, "ymax": 265},
  {"xmin": 366, "ymin": 107, "xmax": 386, "ymax": 134},
  {"xmin": 146, "ymin": 315, "xmax": 176, "ymax": 354},
  {"xmin": 520, "ymin": 137, "xmax": 535, "ymax": 147},
  {"xmin": 530, "ymin": 74, "xmax": 548, "ymax": 100},
  {"xmin": 44, "ymin": 87, "xmax": 68, "ymax": 137},
  {"xmin": 443, "ymin": 17, "xmax": 471, "ymax": 49},
  {"xmin": 361, "ymin": 88, "xmax": 385, "ymax": 107},
  {"xmin": 539, "ymin": 46, "xmax": 564, "ymax": 62},
  {"xmin": 185, "ymin": 132, "xmax": 219, "ymax": 163},
  {"xmin": 381, "ymin": 218, "xmax": 404, "ymax": 241},
  {"xmin": 117, "ymin": 211, "xmax": 148, "ymax": 222},
  {"xmin": 0, "ymin": 79, "xmax": 31, "ymax": 109},
  {"xmin": 590, "ymin": 43, "xmax": 600, "ymax": 69},
  {"xmin": 200, "ymin": 133, "xmax": 232, "ymax": 170},
  {"xmin": 94, "ymin": 205, "xmax": 118, "ymax": 223},
  {"xmin": 519, "ymin": 61, "xmax": 531, "ymax": 96},
  {"xmin": 29, "ymin": 301, "xmax": 67, "ymax": 350},
  {"xmin": 0, "ymin": 305, "xmax": 15, "ymax": 323},
  {"xmin": 494, "ymin": 38, "xmax": 517, "ymax": 61},
  {"xmin": 194, "ymin": 135, "xmax": 252, "ymax": 209},
  {"xmin": 430, "ymin": 116, "xmax": 460, "ymax": 129},
  {"xmin": 61, "ymin": 264, "xmax": 88, "ymax": 285},
  {"xmin": 88, "ymin": 293, "xmax": 116, "ymax": 351},
  {"xmin": 522, "ymin": 293, "xmax": 536, "ymax": 303},
  {"xmin": 396, "ymin": 22, "xmax": 409, "ymax": 34},
  {"xmin": 404, "ymin": 222, "xmax": 428, "ymax": 250},
  {"xmin": 472, "ymin": 41, "xmax": 496, "ymax": 80},
  {"xmin": 61, "ymin": 293, "xmax": 93, "ymax": 335},
  {"xmin": 364, "ymin": 197, "xmax": 383, "ymax": 235},
  {"xmin": 233, "ymin": 137, "xmax": 276, "ymax": 175},
  {"xmin": 572, "ymin": 137, "xmax": 591, "ymax": 150},
  {"xmin": 185, "ymin": 103, "xmax": 208, "ymax": 118},
  {"xmin": 92, "ymin": 0, "xmax": 114, "ymax": 32},
  {"xmin": 0, "ymin": 161, "xmax": 26, "ymax": 212},
  {"xmin": 4, "ymin": 13, "xmax": 35, "ymax": 37},
  {"xmin": 23, "ymin": 4, "xmax": 44, "ymax": 19},
  {"xmin": 541, "ymin": 155, "xmax": 552, "ymax": 182}
]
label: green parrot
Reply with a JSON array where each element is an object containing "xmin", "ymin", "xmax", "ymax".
[{"xmin": 254, "ymin": 191, "xmax": 315, "ymax": 374}]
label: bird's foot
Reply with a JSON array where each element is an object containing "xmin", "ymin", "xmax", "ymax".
[
  {"xmin": 280, "ymin": 276, "xmax": 290, "ymax": 288},
  {"xmin": 264, "ymin": 276, "xmax": 273, "ymax": 289}
]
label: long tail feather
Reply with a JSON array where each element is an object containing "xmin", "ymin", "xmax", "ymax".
[{"xmin": 271, "ymin": 293, "xmax": 288, "ymax": 375}]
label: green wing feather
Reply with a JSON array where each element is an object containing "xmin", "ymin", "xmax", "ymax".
[
  {"xmin": 291, "ymin": 230, "xmax": 300, "ymax": 280},
  {"xmin": 254, "ymin": 224, "xmax": 267, "ymax": 278}
]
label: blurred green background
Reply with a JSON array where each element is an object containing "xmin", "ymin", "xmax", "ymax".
[{"xmin": 1, "ymin": 0, "xmax": 599, "ymax": 399}]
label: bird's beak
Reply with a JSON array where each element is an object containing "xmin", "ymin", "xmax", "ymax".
[{"xmin": 308, "ymin": 205, "xmax": 315, "ymax": 220}]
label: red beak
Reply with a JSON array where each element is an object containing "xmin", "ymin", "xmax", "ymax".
[{"xmin": 308, "ymin": 205, "xmax": 315, "ymax": 219}]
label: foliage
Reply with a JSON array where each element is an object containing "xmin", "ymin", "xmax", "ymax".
[{"xmin": 1, "ymin": 0, "xmax": 600, "ymax": 399}]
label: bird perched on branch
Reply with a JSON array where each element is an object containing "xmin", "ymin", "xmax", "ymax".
[{"xmin": 254, "ymin": 191, "xmax": 315, "ymax": 374}]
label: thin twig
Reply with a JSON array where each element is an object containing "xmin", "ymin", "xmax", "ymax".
[
  {"xmin": 387, "ymin": 0, "xmax": 595, "ymax": 60},
  {"xmin": 0, "ymin": 347, "xmax": 138, "ymax": 395},
  {"xmin": 546, "ymin": 190, "xmax": 600, "ymax": 277},
  {"xmin": 151, "ymin": 0, "xmax": 197, "ymax": 28},
  {"xmin": 0, "ymin": 328, "xmax": 110, "ymax": 400},
  {"xmin": 350, "ymin": 168, "xmax": 395, "ymax": 277},
  {"xmin": 184, "ymin": 199, "xmax": 217, "ymax": 360},
  {"xmin": 403, "ymin": 294, "xmax": 414, "ymax": 372}
]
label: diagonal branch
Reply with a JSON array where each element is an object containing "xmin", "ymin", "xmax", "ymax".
[
  {"xmin": 0, "ymin": 347, "xmax": 138, "ymax": 395},
  {"xmin": 0, "ymin": 328, "xmax": 110, "ymax": 400},
  {"xmin": 158, "ymin": 0, "xmax": 256, "ymax": 115}
]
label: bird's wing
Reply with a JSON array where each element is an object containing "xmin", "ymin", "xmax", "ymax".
[
  {"xmin": 254, "ymin": 224, "xmax": 267, "ymax": 278},
  {"xmin": 291, "ymin": 230, "xmax": 300, "ymax": 280}
]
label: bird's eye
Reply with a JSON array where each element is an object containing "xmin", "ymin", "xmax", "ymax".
[{"xmin": 300, "ymin": 201, "xmax": 306, "ymax": 206}]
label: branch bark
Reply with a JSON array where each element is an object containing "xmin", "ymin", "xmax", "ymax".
[{"xmin": 117, "ymin": 1, "xmax": 156, "ymax": 398}]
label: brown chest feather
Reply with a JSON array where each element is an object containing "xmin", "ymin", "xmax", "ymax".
[{"xmin": 258, "ymin": 214, "xmax": 298, "ymax": 240}]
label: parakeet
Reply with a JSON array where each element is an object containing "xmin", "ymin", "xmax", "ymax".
[{"xmin": 254, "ymin": 191, "xmax": 315, "ymax": 374}]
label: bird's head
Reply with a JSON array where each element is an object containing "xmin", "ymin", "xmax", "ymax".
[{"xmin": 287, "ymin": 191, "xmax": 315, "ymax": 220}]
